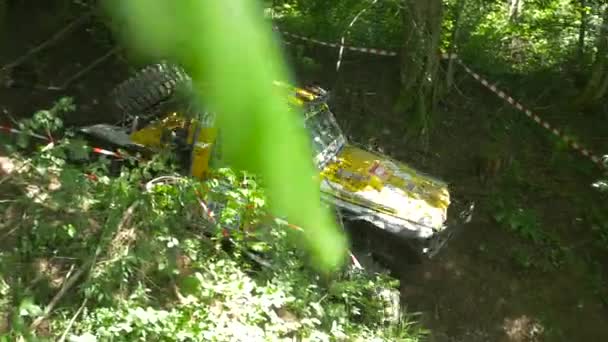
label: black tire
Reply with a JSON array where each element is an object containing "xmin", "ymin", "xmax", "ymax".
[{"xmin": 110, "ymin": 62, "xmax": 192, "ymax": 123}]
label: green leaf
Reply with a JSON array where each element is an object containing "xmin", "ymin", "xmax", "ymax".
[
  {"xmin": 66, "ymin": 139, "xmax": 91, "ymax": 161},
  {"xmin": 107, "ymin": 0, "xmax": 347, "ymax": 272},
  {"xmin": 16, "ymin": 132, "xmax": 29, "ymax": 149},
  {"xmin": 64, "ymin": 224, "xmax": 76, "ymax": 238},
  {"xmin": 18, "ymin": 297, "xmax": 42, "ymax": 317}
]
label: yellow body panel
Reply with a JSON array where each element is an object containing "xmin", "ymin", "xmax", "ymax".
[
  {"xmin": 190, "ymin": 127, "xmax": 218, "ymax": 179},
  {"xmin": 320, "ymin": 144, "xmax": 450, "ymax": 230},
  {"xmin": 128, "ymin": 112, "xmax": 217, "ymax": 180},
  {"xmin": 130, "ymin": 113, "xmax": 190, "ymax": 147}
]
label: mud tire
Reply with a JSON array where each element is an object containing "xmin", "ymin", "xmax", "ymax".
[{"xmin": 110, "ymin": 62, "xmax": 192, "ymax": 122}]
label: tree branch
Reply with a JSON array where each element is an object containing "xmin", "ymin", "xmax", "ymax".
[
  {"xmin": 57, "ymin": 297, "xmax": 88, "ymax": 342},
  {"xmin": 29, "ymin": 201, "xmax": 139, "ymax": 331},
  {"xmin": 0, "ymin": 12, "xmax": 93, "ymax": 73},
  {"xmin": 336, "ymin": 0, "xmax": 379, "ymax": 72}
]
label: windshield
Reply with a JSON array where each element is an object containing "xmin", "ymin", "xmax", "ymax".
[{"xmin": 303, "ymin": 103, "xmax": 346, "ymax": 169}]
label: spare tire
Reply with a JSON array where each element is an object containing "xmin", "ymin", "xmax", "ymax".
[{"xmin": 110, "ymin": 61, "xmax": 193, "ymax": 124}]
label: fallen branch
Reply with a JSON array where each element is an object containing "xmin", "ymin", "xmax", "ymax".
[
  {"xmin": 59, "ymin": 46, "xmax": 121, "ymax": 89},
  {"xmin": 145, "ymin": 175, "xmax": 184, "ymax": 192},
  {"xmin": 30, "ymin": 261, "xmax": 91, "ymax": 330},
  {"xmin": 57, "ymin": 297, "xmax": 88, "ymax": 342},
  {"xmin": 0, "ymin": 13, "xmax": 93, "ymax": 73},
  {"xmin": 2, "ymin": 39, "xmax": 118, "ymax": 92},
  {"xmin": 1, "ymin": 111, "xmax": 20, "ymax": 126},
  {"xmin": 227, "ymin": 238, "xmax": 275, "ymax": 269},
  {"xmin": 29, "ymin": 201, "xmax": 139, "ymax": 331},
  {"xmin": 0, "ymin": 223, "xmax": 20, "ymax": 241},
  {"xmin": 100, "ymin": 201, "xmax": 139, "ymax": 262},
  {"xmin": 2, "ymin": 83, "xmax": 63, "ymax": 91}
]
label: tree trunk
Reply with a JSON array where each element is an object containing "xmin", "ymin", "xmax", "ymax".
[
  {"xmin": 509, "ymin": 0, "xmax": 523, "ymax": 22},
  {"xmin": 397, "ymin": 0, "xmax": 443, "ymax": 135},
  {"xmin": 0, "ymin": 0, "xmax": 6, "ymax": 47},
  {"xmin": 446, "ymin": 0, "xmax": 467, "ymax": 89},
  {"xmin": 578, "ymin": 0, "xmax": 588, "ymax": 60},
  {"xmin": 579, "ymin": 4, "xmax": 608, "ymax": 107}
]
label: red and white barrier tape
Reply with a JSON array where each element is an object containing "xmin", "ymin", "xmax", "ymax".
[
  {"xmin": 91, "ymin": 147, "xmax": 123, "ymax": 159},
  {"xmin": 453, "ymin": 58, "xmax": 606, "ymax": 171},
  {"xmin": 274, "ymin": 27, "xmax": 398, "ymax": 57},
  {"xmin": 274, "ymin": 28, "xmax": 606, "ymax": 171},
  {"xmin": 276, "ymin": 27, "xmax": 460, "ymax": 59},
  {"xmin": 1, "ymin": 124, "xmax": 125, "ymax": 159},
  {"xmin": 1, "ymin": 123, "xmax": 49, "ymax": 141}
]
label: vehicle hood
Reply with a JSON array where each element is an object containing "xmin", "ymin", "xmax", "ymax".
[{"xmin": 319, "ymin": 144, "xmax": 450, "ymax": 232}]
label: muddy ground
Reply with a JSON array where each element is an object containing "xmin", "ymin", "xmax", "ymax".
[{"xmin": 1, "ymin": 7, "xmax": 608, "ymax": 342}]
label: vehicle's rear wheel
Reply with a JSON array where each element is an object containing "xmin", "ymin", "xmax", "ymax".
[{"xmin": 110, "ymin": 61, "xmax": 193, "ymax": 127}]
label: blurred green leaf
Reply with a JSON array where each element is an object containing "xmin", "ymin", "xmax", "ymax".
[
  {"xmin": 104, "ymin": 0, "xmax": 347, "ymax": 272},
  {"xmin": 18, "ymin": 297, "xmax": 42, "ymax": 317}
]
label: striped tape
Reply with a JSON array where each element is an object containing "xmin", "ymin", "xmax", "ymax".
[
  {"xmin": 1, "ymin": 124, "xmax": 127, "ymax": 160},
  {"xmin": 274, "ymin": 27, "xmax": 398, "ymax": 56},
  {"xmin": 91, "ymin": 147, "xmax": 123, "ymax": 159},
  {"xmin": 1, "ymin": 124, "xmax": 50, "ymax": 141},
  {"xmin": 453, "ymin": 58, "xmax": 606, "ymax": 171},
  {"xmin": 273, "ymin": 29, "xmax": 606, "ymax": 171},
  {"xmin": 275, "ymin": 27, "xmax": 462, "ymax": 59}
]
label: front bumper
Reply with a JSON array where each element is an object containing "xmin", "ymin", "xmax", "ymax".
[
  {"xmin": 322, "ymin": 192, "xmax": 441, "ymax": 239},
  {"xmin": 323, "ymin": 192, "xmax": 463, "ymax": 259}
]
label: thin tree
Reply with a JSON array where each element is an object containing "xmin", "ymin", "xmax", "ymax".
[
  {"xmin": 397, "ymin": 0, "xmax": 444, "ymax": 135},
  {"xmin": 579, "ymin": 4, "xmax": 608, "ymax": 107}
]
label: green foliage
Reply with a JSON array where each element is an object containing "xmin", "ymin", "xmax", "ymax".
[
  {"xmin": 457, "ymin": 0, "xmax": 585, "ymax": 73},
  {"xmin": 493, "ymin": 197, "xmax": 544, "ymax": 244},
  {"xmin": 491, "ymin": 194, "xmax": 568, "ymax": 271},
  {"xmin": 587, "ymin": 203, "xmax": 608, "ymax": 249},
  {"xmin": 271, "ymin": 0, "xmax": 403, "ymax": 48},
  {"xmin": 588, "ymin": 260, "xmax": 608, "ymax": 308},
  {"xmin": 270, "ymin": 0, "xmax": 601, "ymax": 78},
  {"xmin": 592, "ymin": 178, "xmax": 608, "ymax": 193},
  {"xmin": 3, "ymin": 97, "xmax": 74, "ymax": 152},
  {"xmin": 69, "ymin": 260, "xmax": 421, "ymax": 341},
  {"xmin": 0, "ymin": 108, "xmax": 423, "ymax": 341}
]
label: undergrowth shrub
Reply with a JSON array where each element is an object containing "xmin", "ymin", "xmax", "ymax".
[{"xmin": 0, "ymin": 100, "xmax": 425, "ymax": 341}]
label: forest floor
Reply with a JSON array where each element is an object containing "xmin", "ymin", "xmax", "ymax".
[{"xmin": 1, "ymin": 9, "xmax": 608, "ymax": 342}]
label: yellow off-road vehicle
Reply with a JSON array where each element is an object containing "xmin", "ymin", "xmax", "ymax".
[{"xmin": 80, "ymin": 62, "xmax": 454, "ymax": 259}]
